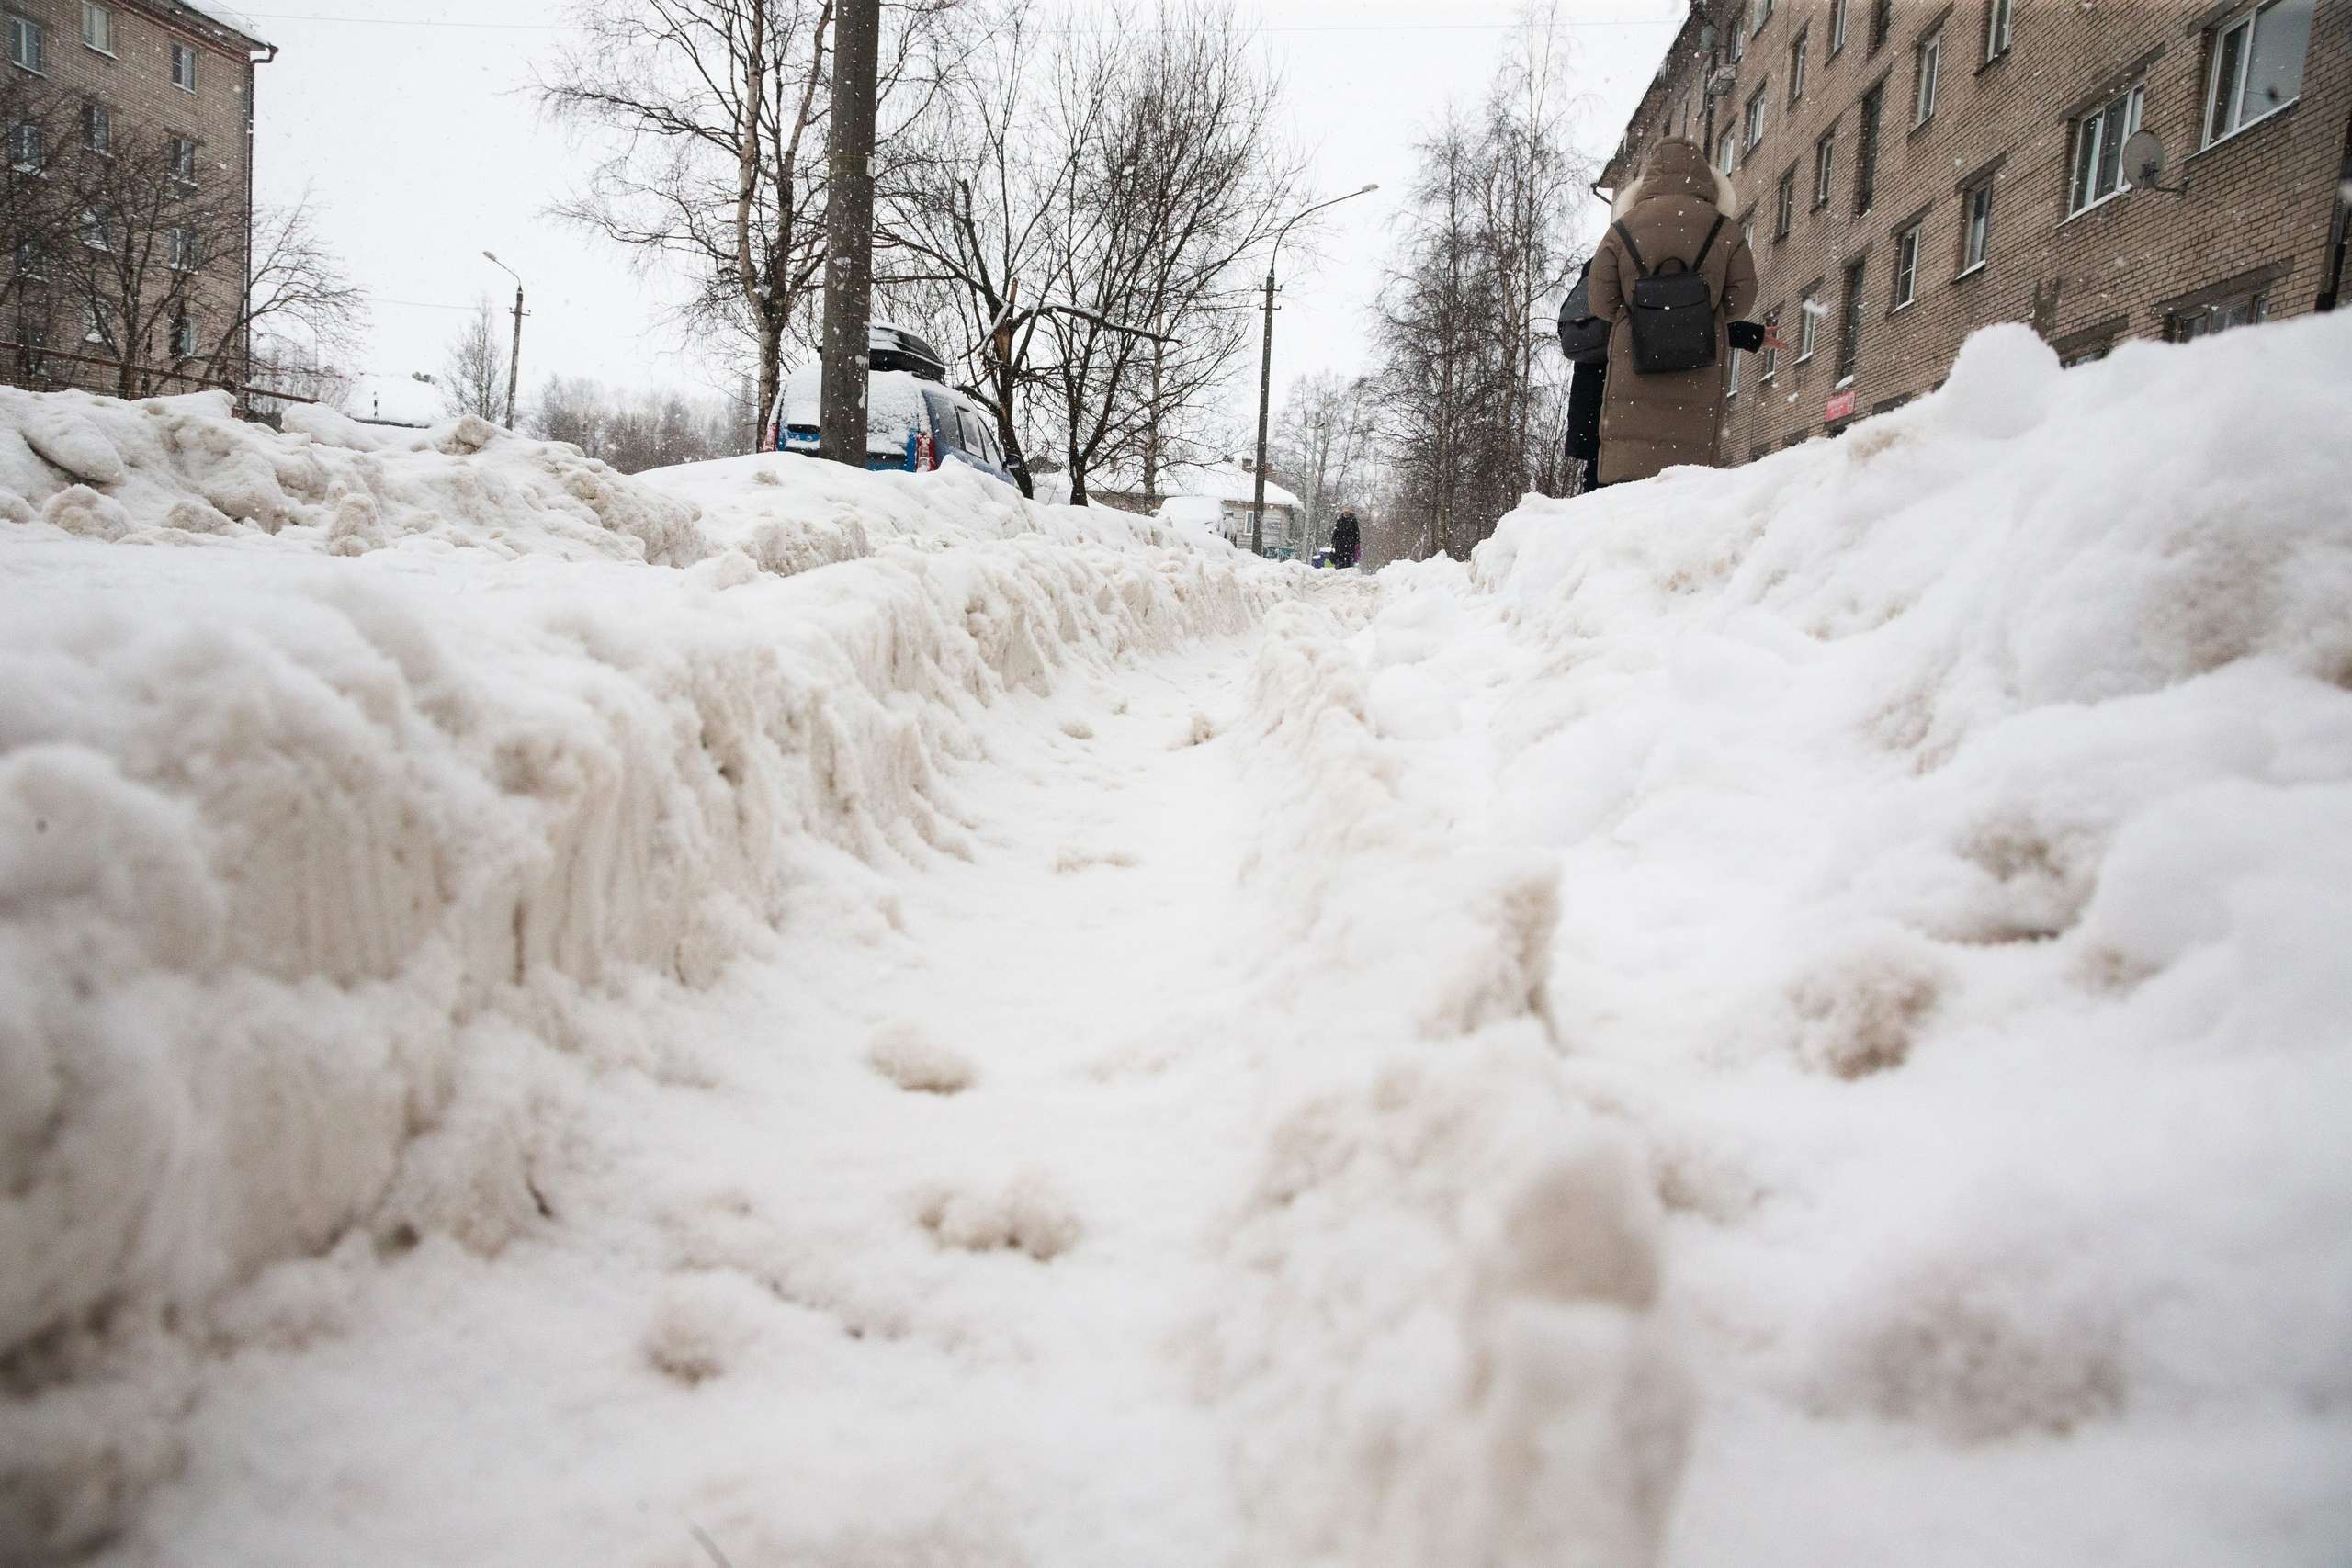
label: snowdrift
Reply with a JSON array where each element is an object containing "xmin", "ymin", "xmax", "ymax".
[
  {"xmin": 1414, "ymin": 316, "xmax": 2350, "ymax": 1562},
  {"xmin": 0, "ymin": 393, "xmax": 1272, "ymax": 1559}
]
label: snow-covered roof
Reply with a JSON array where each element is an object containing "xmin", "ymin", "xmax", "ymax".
[
  {"xmin": 1155, "ymin": 460, "xmax": 1302, "ymax": 510},
  {"xmin": 169, "ymin": 0, "xmax": 271, "ymax": 48}
]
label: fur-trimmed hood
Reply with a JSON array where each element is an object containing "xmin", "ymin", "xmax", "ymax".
[{"xmin": 1611, "ymin": 136, "xmax": 1737, "ymax": 221}]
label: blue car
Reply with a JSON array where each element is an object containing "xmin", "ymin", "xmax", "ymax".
[{"xmin": 760, "ymin": 326, "xmax": 1020, "ymax": 487}]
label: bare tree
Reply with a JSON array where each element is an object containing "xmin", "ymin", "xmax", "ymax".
[
  {"xmin": 1272, "ymin": 369, "xmax": 1374, "ymax": 555},
  {"xmin": 1035, "ymin": 1, "xmax": 1302, "ymax": 505},
  {"xmin": 537, "ymin": 0, "xmax": 961, "ymax": 432},
  {"xmin": 201, "ymin": 196, "xmax": 369, "ymax": 395},
  {"xmin": 442, "ymin": 299, "xmax": 509, "ymax": 420},
  {"xmin": 1373, "ymin": 5, "xmax": 1589, "ymax": 558},
  {"xmin": 3, "ymin": 77, "xmax": 76, "ymax": 355}
]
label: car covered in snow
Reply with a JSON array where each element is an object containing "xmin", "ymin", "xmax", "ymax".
[{"xmin": 760, "ymin": 325, "xmax": 1019, "ymax": 487}]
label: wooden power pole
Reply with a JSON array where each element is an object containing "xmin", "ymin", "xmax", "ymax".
[{"xmin": 818, "ymin": 0, "xmax": 881, "ymax": 468}]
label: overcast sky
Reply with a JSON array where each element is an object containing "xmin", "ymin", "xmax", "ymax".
[{"xmin": 241, "ymin": 0, "xmax": 1681, "ymax": 428}]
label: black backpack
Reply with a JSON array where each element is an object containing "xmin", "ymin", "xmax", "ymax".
[
  {"xmin": 1612, "ymin": 215, "xmax": 1724, "ymax": 375},
  {"xmin": 1557, "ymin": 265, "xmax": 1609, "ymax": 365}
]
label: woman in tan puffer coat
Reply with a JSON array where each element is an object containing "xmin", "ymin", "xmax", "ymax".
[{"xmin": 1589, "ymin": 136, "xmax": 1758, "ymax": 485}]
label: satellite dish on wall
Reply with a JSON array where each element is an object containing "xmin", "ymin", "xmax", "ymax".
[{"xmin": 2120, "ymin": 129, "xmax": 2189, "ymax": 195}]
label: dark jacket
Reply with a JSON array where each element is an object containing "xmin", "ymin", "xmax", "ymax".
[
  {"xmin": 1589, "ymin": 138, "xmax": 1759, "ymax": 484},
  {"xmin": 1330, "ymin": 513, "xmax": 1361, "ymax": 566}
]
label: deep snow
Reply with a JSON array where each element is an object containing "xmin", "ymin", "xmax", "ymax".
[{"xmin": 3, "ymin": 316, "xmax": 2349, "ymax": 1565}]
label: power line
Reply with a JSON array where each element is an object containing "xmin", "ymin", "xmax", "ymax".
[{"xmin": 237, "ymin": 8, "xmax": 1679, "ymax": 33}]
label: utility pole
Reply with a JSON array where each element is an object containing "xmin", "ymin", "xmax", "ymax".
[
  {"xmin": 483, "ymin": 251, "xmax": 524, "ymax": 428},
  {"xmin": 1250, "ymin": 183, "xmax": 1378, "ymax": 558},
  {"xmin": 818, "ymin": 0, "xmax": 881, "ymax": 468}
]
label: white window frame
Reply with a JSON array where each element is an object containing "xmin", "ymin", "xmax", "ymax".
[
  {"xmin": 2067, "ymin": 82, "xmax": 2143, "ymax": 217},
  {"xmin": 15, "ymin": 235, "xmax": 44, "ymax": 278},
  {"xmin": 1761, "ymin": 312, "xmax": 1781, "ymax": 381},
  {"xmin": 1893, "ymin": 221, "xmax": 1920, "ymax": 308},
  {"xmin": 80, "ymin": 205, "xmax": 110, "ymax": 251},
  {"xmin": 169, "ymin": 134, "xmax": 198, "ymax": 186},
  {"xmin": 1797, "ymin": 292, "xmax": 1820, "ymax": 359},
  {"xmin": 167, "ymin": 225, "xmax": 195, "ymax": 271},
  {"xmin": 1962, "ymin": 181, "xmax": 1993, "ymax": 271},
  {"xmin": 171, "ymin": 310, "xmax": 198, "ymax": 358},
  {"xmin": 1813, "ymin": 130, "xmax": 1835, "ymax": 207},
  {"xmin": 1790, "ymin": 28, "xmax": 1808, "ymax": 103},
  {"xmin": 82, "ymin": 2, "xmax": 111, "ymax": 54},
  {"xmin": 1730, "ymin": 6, "xmax": 1747, "ymax": 61},
  {"xmin": 1914, "ymin": 28, "xmax": 1941, "ymax": 125},
  {"xmin": 82, "ymin": 98, "xmax": 109, "ymax": 154},
  {"xmin": 1719, "ymin": 129, "xmax": 1737, "ymax": 174},
  {"xmin": 7, "ymin": 118, "xmax": 40, "ymax": 171},
  {"xmin": 1830, "ymin": 0, "xmax": 1849, "ymax": 54},
  {"xmin": 2202, "ymin": 0, "xmax": 2311, "ymax": 149},
  {"xmin": 1775, "ymin": 169, "xmax": 1795, "ymax": 236},
  {"xmin": 8, "ymin": 13, "xmax": 44, "ymax": 73},
  {"xmin": 83, "ymin": 299, "xmax": 110, "ymax": 346},
  {"xmin": 1746, "ymin": 86, "xmax": 1768, "ymax": 150},
  {"xmin": 1985, "ymin": 0, "xmax": 2014, "ymax": 61},
  {"xmin": 171, "ymin": 39, "xmax": 196, "ymax": 92}
]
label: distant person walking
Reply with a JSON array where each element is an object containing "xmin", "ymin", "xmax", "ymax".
[
  {"xmin": 1588, "ymin": 136, "xmax": 1758, "ymax": 486},
  {"xmin": 1329, "ymin": 508, "xmax": 1362, "ymax": 569}
]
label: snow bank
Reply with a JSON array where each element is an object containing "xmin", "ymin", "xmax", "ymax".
[
  {"xmin": 1430, "ymin": 314, "xmax": 2352, "ymax": 1562},
  {"xmin": 0, "ymin": 389, "xmax": 1274, "ymax": 1559}
]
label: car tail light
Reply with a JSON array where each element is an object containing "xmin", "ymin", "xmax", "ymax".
[{"xmin": 917, "ymin": 430, "xmax": 938, "ymax": 470}]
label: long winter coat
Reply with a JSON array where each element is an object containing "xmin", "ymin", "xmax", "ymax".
[{"xmin": 1589, "ymin": 137, "xmax": 1758, "ymax": 485}]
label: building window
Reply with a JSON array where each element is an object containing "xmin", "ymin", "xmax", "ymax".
[
  {"xmin": 1761, "ymin": 310, "xmax": 1781, "ymax": 380},
  {"xmin": 2068, "ymin": 82, "xmax": 2143, "ymax": 216},
  {"xmin": 1719, "ymin": 128, "xmax": 1736, "ymax": 175},
  {"xmin": 2203, "ymin": 0, "xmax": 2312, "ymax": 148},
  {"xmin": 6, "ymin": 118, "xmax": 40, "ymax": 171},
  {"xmin": 1870, "ymin": 0, "xmax": 1893, "ymax": 52},
  {"xmin": 1962, "ymin": 180, "xmax": 1993, "ymax": 270},
  {"xmin": 15, "ymin": 236, "xmax": 42, "ymax": 277},
  {"xmin": 1790, "ymin": 27, "xmax": 1808, "ymax": 103},
  {"xmin": 81, "ymin": 2, "xmax": 110, "ymax": 52},
  {"xmin": 1798, "ymin": 288, "xmax": 1820, "ymax": 359},
  {"xmin": 1730, "ymin": 6, "xmax": 1747, "ymax": 62},
  {"xmin": 171, "ymin": 40, "xmax": 196, "ymax": 92},
  {"xmin": 6, "ymin": 14, "xmax": 42, "ymax": 73},
  {"xmin": 1914, "ymin": 28, "xmax": 1941, "ymax": 125},
  {"xmin": 1893, "ymin": 221, "xmax": 1920, "ymax": 308},
  {"xmin": 171, "ymin": 309, "xmax": 197, "ymax": 358},
  {"xmin": 167, "ymin": 225, "xmax": 195, "ymax": 270},
  {"xmin": 82, "ymin": 99, "xmax": 108, "ymax": 154},
  {"xmin": 1855, "ymin": 84, "xmax": 1883, "ymax": 214},
  {"xmin": 1837, "ymin": 257, "xmax": 1867, "ymax": 379},
  {"xmin": 1746, "ymin": 86, "xmax": 1768, "ymax": 150},
  {"xmin": 80, "ymin": 205, "xmax": 112, "ymax": 251},
  {"xmin": 1775, "ymin": 169, "xmax": 1796, "ymax": 237},
  {"xmin": 1829, "ymin": 0, "xmax": 1849, "ymax": 55},
  {"xmin": 1985, "ymin": 0, "xmax": 2014, "ymax": 61},
  {"xmin": 168, "ymin": 134, "xmax": 197, "ymax": 186},
  {"xmin": 1757, "ymin": 0, "xmax": 1773, "ymax": 31},
  {"xmin": 1813, "ymin": 129, "xmax": 1836, "ymax": 208},
  {"xmin": 82, "ymin": 298, "xmax": 110, "ymax": 345},
  {"xmin": 2166, "ymin": 289, "xmax": 2267, "ymax": 341}
]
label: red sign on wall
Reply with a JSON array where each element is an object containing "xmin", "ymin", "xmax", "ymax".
[{"xmin": 1825, "ymin": 389, "xmax": 1858, "ymax": 423}]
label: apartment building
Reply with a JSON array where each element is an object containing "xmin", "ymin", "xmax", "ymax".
[
  {"xmin": 1599, "ymin": 0, "xmax": 2350, "ymax": 458},
  {"xmin": 4, "ymin": 0, "xmax": 271, "ymax": 397}
]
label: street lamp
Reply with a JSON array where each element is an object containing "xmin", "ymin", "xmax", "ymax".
[
  {"xmin": 1251, "ymin": 183, "xmax": 1378, "ymax": 558},
  {"xmin": 482, "ymin": 250, "xmax": 524, "ymax": 429}
]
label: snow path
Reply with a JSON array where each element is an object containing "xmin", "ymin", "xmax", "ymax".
[{"xmin": 112, "ymin": 617, "xmax": 1351, "ymax": 1565}]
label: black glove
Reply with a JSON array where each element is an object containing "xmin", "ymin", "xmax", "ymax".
[{"xmin": 1727, "ymin": 321, "xmax": 1764, "ymax": 353}]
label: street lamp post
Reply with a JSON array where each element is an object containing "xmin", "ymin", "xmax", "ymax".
[
  {"xmin": 1251, "ymin": 183, "xmax": 1378, "ymax": 558},
  {"xmin": 482, "ymin": 250, "xmax": 524, "ymax": 429}
]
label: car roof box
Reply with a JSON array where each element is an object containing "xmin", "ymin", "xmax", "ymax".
[{"xmin": 870, "ymin": 324, "xmax": 948, "ymax": 382}]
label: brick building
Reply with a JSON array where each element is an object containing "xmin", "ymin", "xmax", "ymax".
[
  {"xmin": 1599, "ymin": 0, "xmax": 2351, "ymax": 458},
  {"xmin": 4, "ymin": 0, "xmax": 272, "ymax": 397}
]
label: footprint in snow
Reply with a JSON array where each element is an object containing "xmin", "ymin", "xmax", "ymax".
[
  {"xmin": 1054, "ymin": 847, "xmax": 1140, "ymax": 874},
  {"xmin": 865, "ymin": 1021, "xmax": 977, "ymax": 1095}
]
